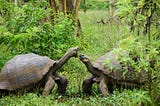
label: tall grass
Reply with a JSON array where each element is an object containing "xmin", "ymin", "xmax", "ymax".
[{"xmin": 78, "ymin": 10, "xmax": 127, "ymax": 58}]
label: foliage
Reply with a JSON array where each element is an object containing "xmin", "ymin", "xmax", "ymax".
[
  {"xmin": 2, "ymin": 0, "xmax": 49, "ymax": 34},
  {"xmin": 118, "ymin": 35, "xmax": 160, "ymax": 105},
  {"xmin": 80, "ymin": 1, "xmax": 109, "ymax": 10},
  {"xmin": 0, "ymin": 0, "xmax": 79, "ymax": 69},
  {"xmin": 0, "ymin": 0, "xmax": 13, "ymax": 19},
  {"xmin": 114, "ymin": 0, "xmax": 160, "ymax": 104},
  {"xmin": 116, "ymin": 0, "xmax": 160, "ymax": 35},
  {"xmin": 0, "ymin": 0, "xmax": 160, "ymax": 105},
  {"xmin": 0, "ymin": 90, "xmax": 151, "ymax": 106},
  {"xmin": 119, "ymin": 35, "xmax": 160, "ymax": 72}
]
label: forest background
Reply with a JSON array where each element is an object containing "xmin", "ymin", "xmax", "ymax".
[{"xmin": 0, "ymin": 0, "xmax": 160, "ymax": 105}]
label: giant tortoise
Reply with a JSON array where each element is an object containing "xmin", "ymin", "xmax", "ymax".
[
  {"xmin": 79, "ymin": 50, "xmax": 148, "ymax": 97},
  {"xmin": 0, "ymin": 47, "xmax": 79, "ymax": 97}
]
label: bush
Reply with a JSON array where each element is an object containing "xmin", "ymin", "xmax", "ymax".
[
  {"xmin": 118, "ymin": 35, "xmax": 160, "ymax": 105},
  {"xmin": 0, "ymin": 1, "xmax": 79, "ymax": 70}
]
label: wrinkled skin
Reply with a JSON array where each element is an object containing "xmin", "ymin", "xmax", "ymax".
[{"xmin": 80, "ymin": 51, "xmax": 148, "ymax": 97}]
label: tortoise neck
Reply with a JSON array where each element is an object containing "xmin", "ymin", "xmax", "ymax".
[
  {"xmin": 51, "ymin": 52, "xmax": 72, "ymax": 73},
  {"xmin": 84, "ymin": 61, "xmax": 101, "ymax": 77}
]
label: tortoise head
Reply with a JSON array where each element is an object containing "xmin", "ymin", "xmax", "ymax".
[
  {"xmin": 67, "ymin": 47, "xmax": 80, "ymax": 57},
  {"xmin": 79, "ymin": 54, "xmax": 90, "ymax": 63},
  {"xmin": 79, "ymin": 54, "xmax": 102, "ymax": 77}
]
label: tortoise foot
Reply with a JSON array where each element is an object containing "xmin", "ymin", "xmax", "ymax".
[
  {"xmin": 54, "ymin": 75, "xmax": 68, "ymax": 95},
  {"xmin": 82, "ymin": 75, "xmax": 95, "ymax": 94}
]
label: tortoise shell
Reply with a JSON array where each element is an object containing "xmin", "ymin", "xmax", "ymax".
[
  {"xmin": 93, "ymin": 50, "xmax": 147, "ymax": 82},
  {"xmin": 93, "ymin": 50, "xmax": 131, "ymax": 80},
  {"xmin": 0, "ymin": 53, "xmax": 56, "ymax": 91},
  {"xmin": 93, "ymin": 50, "xmax": 122, "ymax": 75}
]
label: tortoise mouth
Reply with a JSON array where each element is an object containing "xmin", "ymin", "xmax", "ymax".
[{"xmin": 71, "ymin": 47, "xmax": 80, "ymax": 57}]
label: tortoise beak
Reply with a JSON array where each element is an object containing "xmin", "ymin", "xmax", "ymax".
[
  {"xmin": 73, "ymin": 47, "xmax": 80, "ymax": 57},
  {"xmin": 75, "ymin": 47, "xmax": 80, "ymax": 51},
  {"xmin": 79, "ymin": 54, "xmax": 89, "ymax": 62}
]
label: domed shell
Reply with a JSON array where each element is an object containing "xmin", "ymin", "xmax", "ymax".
[
  {"xmin": 0, "ymin": 53, "xmax": 56, "ymax": 91},
  {"xmin": 93, "ymin": 50, "xmax": 122, "ymax": 75},
  {"xmin": 93, "ymin": 50, "xmax": 139, "ymax": 81}
]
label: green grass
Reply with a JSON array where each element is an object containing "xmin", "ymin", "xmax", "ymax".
[
  {"xmin": 78, "ymin": 10, "xmax": 128, "ymax": 58},
  {"xmin": 0, "ymin": 90, "xmax": 151, "ymax": 106},
  {"xmin": 0, "ymin": 10, "xmax": 152, "ymax": 106},
  {"xmin": 80, "ymin": 0, "xmax": 109, "ymax": 10}
]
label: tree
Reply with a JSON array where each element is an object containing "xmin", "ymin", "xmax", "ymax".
[{"xmin": 46, "ymin": 0, "xmax": 81, "ymax": 36}]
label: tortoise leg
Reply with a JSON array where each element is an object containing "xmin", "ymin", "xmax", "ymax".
[
  {"xmin": 82, "ymin": 75, "xmax": 95, "ymax": 94},
  {"xmin": 42, "ymin": 75, "xmax": 55, "ymax": 96},
  {"xmin": 53, "ymin": 74, "xmax": 68, "ymax": 95},
  {"xmin": 0, "ymin": 90, "xmax": 9, "ymax": 98},
  {"xmin": 0, "ymin": 90, "xmax": 2, "ymax": 98},
  {"xmin": 99, "ymin": 78, "xmax": 110, "ymax": 97}
]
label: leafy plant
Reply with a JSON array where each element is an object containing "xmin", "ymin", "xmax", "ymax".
[
  {"xmin": 0, "ymin": 1, "xmax": 79, "ymax": 70},
  {"xmin": 117, "ymin": 35, "xmax": 160, "ymax": 104},
  {"xmin": 116, "ymin": 0, "xmax": 160, "ymax": 36},
  {"xmin": 115, "ymin": 1, "xmax": 160, "ymax": 104},
  {"xmin": 4, "ymin": 0, "xmax": 50, "ymax": 34}
]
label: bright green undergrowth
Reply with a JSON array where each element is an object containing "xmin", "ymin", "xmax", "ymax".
[{"xmin": 0, "ymin": 89, "xmax": 151, "ymax": 106}]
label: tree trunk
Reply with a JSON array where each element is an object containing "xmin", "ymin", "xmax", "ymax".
[
  {"xmin": 73, "ymin": 0, "xmax": 82, "ymax": 36},
  {"xmin": 59, "ymin": 0, "xmax": 64, "ymax": 12},
  {"xmin": 64, "ymin": 0, "xmax": 67, "ymax": 14},
  {"xmin": 74, "ymin": 0, "xmax": 81, "ymax": 20},
  {"xmin": 66, "ymin": 0, "xmax": 74, "ymax": 14},
  {"xmin": 45, "ymin": 0, "xmax": 81, "ymax": 35},
  {"xmin": 50, "ymin": 0, "xmax": 57, "ymax": 13},
  {"xmin": 15, "ymin": 0, "xmax": 18, "ymax": 6}
]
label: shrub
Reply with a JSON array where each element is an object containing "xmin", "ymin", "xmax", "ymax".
[
  {"xmin": 0, "ymin": 1, "xmax": 79, "ymax": 70},
  {"xmin": 118, "ymin": 35, "xmax": 160, "ymax": 105}
]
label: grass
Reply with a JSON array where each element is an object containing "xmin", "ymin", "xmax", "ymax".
[
  {"xmin": 0, "ymin": 90, "xmax": 151, "ymax": 106},
  {"xmin": 0, "ymin": 10, "xmax": 152, "ymax": 106}
]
